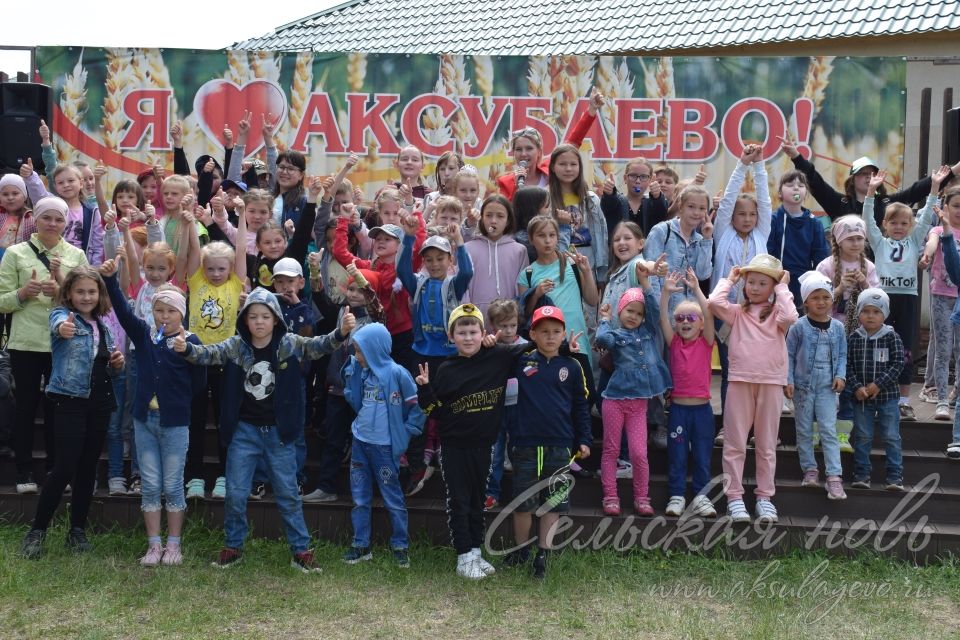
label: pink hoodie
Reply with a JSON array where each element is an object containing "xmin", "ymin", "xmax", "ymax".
[
  {"xmin": 464, "ymin": 234, "xmax": 529, "ymax": 322},
  {"xmin": 708, "ymin": 279, "xmax": 798, "ymax": 385}
]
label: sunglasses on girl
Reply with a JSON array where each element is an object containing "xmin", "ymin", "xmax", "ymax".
[{"xmin": 674, "ymin": 313, "xmax": 701, "ymax": 323}]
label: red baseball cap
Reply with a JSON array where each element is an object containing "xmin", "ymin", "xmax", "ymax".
[{"xmin": 531, "ymin": 305, "xmax": 565, "ymax": 329}]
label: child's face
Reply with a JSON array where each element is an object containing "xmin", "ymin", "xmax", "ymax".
[
  {"xmin": 882, "ymin": 211, "xmax": 912, "ymax": 240},
  {"xmin": 551, "ymin": 151, "xmax": 580, "ymax": 186},
  {"xmin": 78, "ymin": 166, "xmax": 95, "ymax": 196},
  {"xmin": 345, "ymin": 282, "xmax": 366, "ymax": 307},
  {"xmin": 945, "ymin": 196, "xmax": 960, "ymax": 226},
  {"xmin": 272, "ymin": 274, "xmax": 303, "ymax": 298},
  {"xmin": 852, "ymin": 169, "xmax": 874, "ymax": 195},
  {"xmin": 143, "ymin": 254, "xmax": 172, "ymax": 287},
  {"xmin": 245, "ymin": 202, "xmax": 270, "ymax": 231},
  {"xmin": 203, "ymin": 257, "xmax": 231, "ymax": 286},
  {"xmin": 434, "ymin": 207, "xmax": 461, "ymax": 228},
  {"xmin": 354, "ymin": 345, "xmax": 368, "ymax": 368},
  {"xmin": 161, "ymin": 185, "xmax": 187, "ymax": 213},
  {"xmin": 421, "ymin": 248, "xmax": 452, "ymax": 279},
  {"xmin": 804, "ymin": 289, "xmax": 832, "ymax": 319},
  {"xmin": 68, "ymin": 276, "xmax": 100, "ymax": 316},
  {"xmin": 152, "ymin": 300, "xmax": 183, "ymax": 333},
  {"xmin": 624, "ymin": 162, "xmax": 652, "ymax": 194},
  {"xmin": 450, "ymin": 321, "xmax": 483, "ymax": 357},
  {"xmin": 224, "ymin": 186, "xmax": 242, "ymax": 201},
  {"xmin": 35, "ymin": 211, "xmax": 66, "ymax": 240},
  {"xmin": 531, "ymin": 225, "xmax": 558, "ymax": 256},
  {"xmin": 673, "ymin": 307, "xmax": 703, "ymax": 341},
  {"xmin": 276, "ymin": 161, "xmax": 303, "ymax": 190},
  {"xmin": 332, "ymin": 191, "xmax": 351, "ymax": 216},
  {"xmin": 115, "ymin": 190, "xmax": 139, "ymax": 216},
  {"xmin": 245, "ymin": 303, "xmax": 278, "ymax": 341},
  {"xmin": 378, "ymin": 201, "xmax": 402, "ymax": 226},
  {"xmin": 679, "ymin": 195, "xmax": 709, "ymax": 230},
  {"xmin": 258, "ymin": 230, "xmax": 286, "ymax": 259},
  {"xmin": 512, "ymin": 136, "xmax": 541, "ymax": 167},
  {"xmin": 858, "ymin": 306, "xmax": 884, "ymax": 333},
  {"xmin": 538, "ymin": 201, "xmax": 551, "ymax": 216},
  {"xmin": 656, "ymin": 172, "xmax": 676, "ymax": 199},
  {"xmin": 611, "ymin": 227, "xmax": 643, "ymax": 262},
  {"xmin": 396, "ymin": 147, "xmax": 424, "ymax": 180},
  {"xmin": 54, "ymin": 170, "xmax": 82, "ymax": 201},
  {"xmin": 838, "ymin": 235, "xmax": 865, "ymax": 259},
  {"xmin": 438, "ymin": 159, "xmax": 460, "ymax": 187},
  {"xmin": 493, "ymin": 315, "xmax": 519, "ymax": 343},
  {"xmin": 0, "ymin": 185, "xmax": 26, "ymax": 212},
  {"xmin": 732, "ymin": 200, "xmax": 759, "ymax": 235},
  {"xmin": 455, "ymin": 178, "xmax": 480, "ymax": 208},
  {"xmin": 530, "ymin": 319, "xmax": 565, "ymax": 357},
  {"xmin": 619, "ymin": 300, "xmax": 646, "ymax": 330},
  {"xmin": 140, "ymin": 176, "xmax": 158, "ymax": 201},
  {"xmin": 744, "ymin": 272, "xmax": 775, "ymax": 304},
  {"xmin": 372, "ymin": 233, "xmax": 400, "ymax": 258},
  {"xmin": 482, "ymin": 202, "xmax": 509, "ymax": 239},
  {"xmin": 780, "ymin": 178, "xmax": 807, "ymax": 205}
]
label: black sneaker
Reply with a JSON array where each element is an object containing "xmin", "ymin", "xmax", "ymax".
[
  {"xmin": 342, "ymin": 546, "xmax": 373, "ymax": 564},
  {"xmin": 20, "ymin": 529, "xmax": 45, "ymax": 559},
  {"xmin": 502, "ymin": 547, "xmax": 530, "ymax": 567},
  {"xmin": 393, "ymin": 548, "xmax": 410, "ymax": 569},
  {"xmin": 291, "ymin": 549, "xmax": 323, "ymax": 573},
  {"xmin": 249, "ymin": 483, "xmax": 266, "ymax": 500},
  {"xmin": 212, "ymin": 547, "xmax": 243, "ymax": 569},
  {"xmin": 532, "ymin": 549, "xmax": 548, "ymax": 579},
  {"xmin": 66, "ymin": 527, "xmax": 92, "ymax": 553}
]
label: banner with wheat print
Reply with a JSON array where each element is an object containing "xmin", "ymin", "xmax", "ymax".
[{"xmin": 35, "ymin": 48, "xmax": 905, "ymax": 206}]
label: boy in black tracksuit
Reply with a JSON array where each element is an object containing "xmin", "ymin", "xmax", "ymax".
[{"xmin": 417, "ymin": 303, "xmax": 530, "ymax": 580}]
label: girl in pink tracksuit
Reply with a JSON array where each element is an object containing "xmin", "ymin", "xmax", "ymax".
[{"xmin": 708, "ymin": 253, "xmax": 798, "ymax": 524}]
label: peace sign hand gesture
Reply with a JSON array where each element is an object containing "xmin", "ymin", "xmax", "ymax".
[{"xmin": 415, "ymin": 362, "xmax": 430, "ymax": 385}]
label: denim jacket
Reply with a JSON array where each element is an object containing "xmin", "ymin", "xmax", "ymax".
[
  {"xmin": 785, "ymin": 316, "xmax": 847, "ymax": 391},
  {"xmin": 47, "ymin": 306, "xmax": 119, "ymax": 398},
  {"xmin": 595, "ymin": 288, "xmax": 671, "ymax": 400}
]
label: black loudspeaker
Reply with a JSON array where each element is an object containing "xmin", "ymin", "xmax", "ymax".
[
  {"xmin": 946, "ymin": 106, "xmax": 960, "ymax": 168},
  {"xmin": 0, "ymin": 82, "xmax": 53, "ymax": 175}
]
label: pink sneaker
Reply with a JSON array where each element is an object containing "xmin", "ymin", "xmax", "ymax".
[
  {"xmin": 634, "ymin": 499, "xmax": 654, "ymax": 517},
  {"xmin": 801, "ymin": 469, "xmax": 819, "ymax": 487},
  {"xmin": 825, "ymin": 476, "xmax": 847, "ymax": 501},
  {"xmin": 602, "ymin": 497, "xmax": 621, "ymax": 516},
  {"xmin": 161, "ymin": 544, "xmax": 183, "ymax": 565},
  {"xmin": 140, "ymin": 543, "xmax": 164, "ymax": 567}
]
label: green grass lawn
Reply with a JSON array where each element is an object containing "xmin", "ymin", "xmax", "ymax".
[{"xmin": 1, "ymin": 519, "xmax": 959, "ymax": 640}]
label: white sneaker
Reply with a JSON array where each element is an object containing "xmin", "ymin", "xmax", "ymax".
[
  {"xmin": 16, "ymin": 478, "xmax": 38, "ymax": 495},
  {"xmin": 456, "ymin": 552, "xmax": 486, "ymax": 580},
  {"xmin": 714, "ymin": 428, "xmax": 724, "ymax": 446},
  {"xmin": 665, "ymin": 496, "xmax": 686, "ymax": 517},
  {"xmin": 185, "ymin": 478, "xmax": 205, "ymax": 500},
  {"xmin": 755, "ymin": 498, "xmax": 778, "ymax": 523},
  {"xmin": 690, "ymin": 494, "xmax": 717, "ymax": 518},
  {"xmin": 211, "ymin": 476, "xmax": 227, "ymax": 499},
  {"xmin": 470, "ymin": 548, "xmax": 496, "ymax": 576},
  {"xmin": 782, "ymin": 398, "xmax": 793, "ymax": 414},
  {"xmin": 616, "ymin": 460, "xmax": 633, "ymax": 479},
  {"xmin": 108, "ymin": 477, "xmax": 127, "ymax": 496},
  {"xmin": 935, "ymin": 404, "xmax": 951, "ymax": 421},
  {"xmin": 946, "ymin": 442, "xmax": 960, "ymax": 460},
  {"xmin": 727, "ymin": 498, "xmax": 750, "ymax": 523},
  {"xmin": 503, "ymin": 453, "xmax": 513, "ymax": 472}
]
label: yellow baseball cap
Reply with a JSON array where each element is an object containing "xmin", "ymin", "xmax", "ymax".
[{"xmin": 447, "ymin": 303, "xmax": 484, "ymax": 333}]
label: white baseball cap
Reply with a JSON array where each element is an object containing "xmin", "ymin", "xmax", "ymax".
[{"xmin": 272, "ymin": 257, "xmax": 303, "ymax": 278}]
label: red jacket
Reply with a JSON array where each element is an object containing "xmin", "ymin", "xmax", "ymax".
[{"xmin": 497, "ymin": 111, "xmax": 598, "ymax": 200}]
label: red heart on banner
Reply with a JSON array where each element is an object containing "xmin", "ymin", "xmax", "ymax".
[{"xmin": 192, "ymin": 79, "xmax": 287, "ymax": 154}]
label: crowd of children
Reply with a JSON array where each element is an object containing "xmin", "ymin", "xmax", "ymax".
[{"xmin": 2, "ymin": 96, "xmax": 960, "ymax": 580}]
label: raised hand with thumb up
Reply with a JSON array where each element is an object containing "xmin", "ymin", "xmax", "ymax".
[
  {"xmin": 602, "ymin": 172, "xmax": 616, "ymax": 195},
  {"xmin": 109, "ymin": 348, "xmax": 125, "ymax": 370},
  {"xmin": 19, "ymin": 269, "xmax": 42, "ymax": 302},
  {"xmin": 59, "ymin": 312, "xmax": 77, "ymax": 339},
  {"xmin": 19, "ymin": 157, "xmax": 34, "ymax": 179},
  {"xmin": 173, "ymin": 327, "xmax": 187, "ymax": 353}
]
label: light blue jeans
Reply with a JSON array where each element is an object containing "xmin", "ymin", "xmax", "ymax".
[
  {"xmin": 350, "ymin": 437, "xmax": 408, "ymax": 550},
  {"xmin": 133, "ymin": 411, "xmax": 188, "ymax": 512},
  {"xmin": 107, "ymin": 368, "xmax": 137, "ymax": 478},
  {"xmin": 793, "ymin": 338, "xmax": 842, "ymax": 478},
  {"xmin": 224, "ymin": 421, "xmax": 310, "ymax": 553}
]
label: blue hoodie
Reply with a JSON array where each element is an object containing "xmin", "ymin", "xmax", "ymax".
[
  {"xmin": 342, "ymin": 323, "xmax": 425, "ymax": 464},
  {"xmin": 767, "ymin": 205, "xmax": 830, "ymax": 304},
  {"xmin": 180, "ymin": 287, "xmax": 344, "ymax": 446}
]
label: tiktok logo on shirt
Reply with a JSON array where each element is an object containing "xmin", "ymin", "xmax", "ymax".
[{"xmin": 889, "ymin": 243, "xmax": 904, "ymax": 263}]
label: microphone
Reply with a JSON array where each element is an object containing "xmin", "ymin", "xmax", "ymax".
[{"xmin": 516, "ymin": 160, "xmax": 528, "ymax": 188}]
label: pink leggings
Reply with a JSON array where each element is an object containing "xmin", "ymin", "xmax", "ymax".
[
  {"xmin": 722, "ymin": 381, "xmax": 781, "ymax": 500},
  {"xmin": 601, "ymin": 398, "xmax": 649, "ymax": 502}
]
